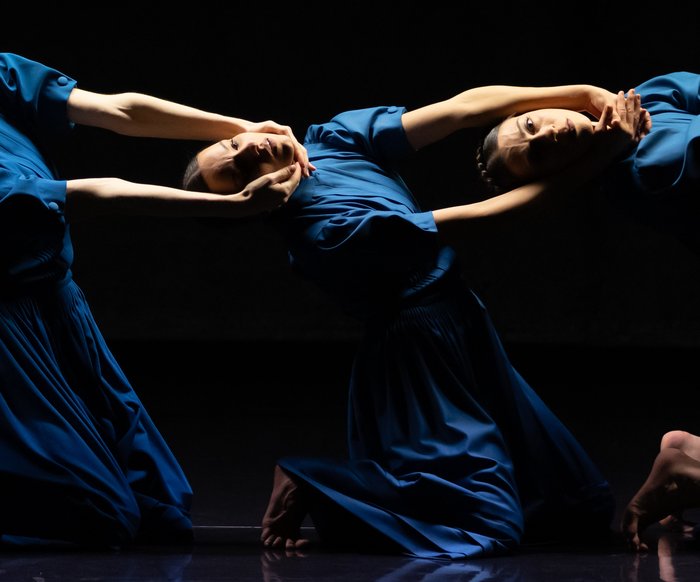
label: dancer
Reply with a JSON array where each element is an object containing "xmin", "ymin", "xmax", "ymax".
[
  {"xmin": 475, "ymin": 72, "xmax": 700, "ymax": 552},
  {"xmin": 0, "ymin": 52, "xmax": 309, "ymax": 548},
  {"xmin": 476, "ymin": 71, "xmax": 699, "ymax": 251},
  {"xmin": 184, "ymin": 83, "xmax": 646, "ymax": 558}
]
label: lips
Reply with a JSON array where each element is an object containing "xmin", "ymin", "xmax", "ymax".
[
  {"xmin": 256, "ymin": 138, "xmax": 273, "ymax": 158},
  {"xmin": 555, "ymin": 119, "xmax": 575, "ymax": 141}
]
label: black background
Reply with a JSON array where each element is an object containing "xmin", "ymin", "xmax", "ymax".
[
  {"xmin": 4, "ymin": 2, "xmax": 700, "ymax": 536},
  {"xmin": 4, "ymin": 4, "xmax": 700, "ymax": 346}
]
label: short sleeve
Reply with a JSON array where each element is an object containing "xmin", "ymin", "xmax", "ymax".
[
  {"xmin": 0, "ymin": 52, "xmax": 77, "ymax": 145},
  {"xmin": 0, "ymin": 175, "xmax": 68, "ymax": 282},
  {"xmin": 0, "ymin": 173, "xmax": 67, "ymax": 228},
  {"xmin": 305, "ymin": 106, "xmax": 413, "ymax": 167}
]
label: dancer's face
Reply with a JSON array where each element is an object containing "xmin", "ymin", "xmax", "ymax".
[
  {"xmin": 496, "ymin": 108, "xmax": 596, "ymax": 182},
  {"xmin": 197, "ymin": 132, "xmax": 296, "ymax": 193}
]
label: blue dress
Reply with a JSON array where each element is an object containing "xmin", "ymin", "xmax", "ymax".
[
  {"xmin": 271, "ymin": 106, "xmax": 614, "ymax": 559},
  {"xmin": 605, "ymin": 72, "xmax": 700, "ymax": 250},
  {"xmin": 0, "ymin": 53, "xmax": 192, "ymax": 548}
]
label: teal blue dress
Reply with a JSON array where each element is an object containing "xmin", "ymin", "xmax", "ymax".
[
  {"xmin": 271, "ymin": 106, "xmax": 614, "ymax": 559},
  {"xmin": 0, "ymin": 53, "xmax": 192, "ymax": 548},
  {"xmin": 605, "ymin": 72, "xmax": 700, "ymax": 250}
]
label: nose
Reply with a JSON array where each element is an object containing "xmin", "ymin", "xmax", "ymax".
[
  {"xmin": 544, "ymin": 125, "xmax": 557, "ymax": 139},
  {"xmin": 534, "ymin": 126, "xmax": 557, "ymax": 144},
  {"xmin": 234, "ymin": 141, "xmax": 261, "ymax": 161}
]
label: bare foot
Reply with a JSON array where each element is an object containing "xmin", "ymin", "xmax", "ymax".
[
  {"xmin": 621, "ymin": 448, "xmax": 700, "ymax": 551},
  {"xmin": 261, "ymin": 465, "xmax": 311, "ymax": 551}
]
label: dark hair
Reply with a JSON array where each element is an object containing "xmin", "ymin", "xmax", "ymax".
[
  {"xmin": 182, "ymin": 154, "xmax": 211, "ymax": 192},
  {"xmin": 475, "ymin": 122, "xmax": 522, "ymax": 196}
]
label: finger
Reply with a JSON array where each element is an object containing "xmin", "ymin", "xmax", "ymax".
[
  {"xmin": 605, "ymin": 91, "xmax": 625, "ymax": 127},
  {"xmin": 642, "ymin": 109, "xmax": 652, "ymax": 135},
  {"xmin": 285, "ymin": 162, "xmax": 302, "ymax": 186},
  {"xmin": 262, "ymin": 163, "xmax": 300, "ymax": 186},
  {"xmin": 634, "ymin": 94, "xmax": 643, "ymax": 129},
  {"xmin": 276, "ymin": 164, "xmax": 303, "ymax": 200},
  {"xmin": 293, "ymin": 145, "xmax": 312, "ymax": 177},
  {"xmin": 625, "ymin": 90, "xmax": 642, "ymax": 126},
  {"xmin": 630, "ymin": 91, "xmax": 641, "ymax": 117},
  {"xmin": 596, "ymin": 104, "xmax": 613, "ymax": 131},
  {"xmin": 616, "ymin": 90, "xmax": 627, "ymax": 118},
  {"xmin": 625, "ymin": 92, "xmax": 645, "ymax": 139}
]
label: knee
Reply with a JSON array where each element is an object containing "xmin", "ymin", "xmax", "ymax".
[
  {"xmin": 660, "ymin": 430, "xmax": 692, "ymax": 451},
  {"xmin": 652, "ymin": 446, "xmax": 686, "ymax": 476}
]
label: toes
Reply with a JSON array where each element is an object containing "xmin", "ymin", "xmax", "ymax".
[{"xmin": 262, "ymin": 534, "xmax": 284, "ymax": 549}]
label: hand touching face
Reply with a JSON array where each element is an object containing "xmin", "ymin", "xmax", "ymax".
[
  {"xmin": 197, "ymin": 132, "xmax": 296, "ymax": 193},
  {"xmin": 496, "ymin": 108, "xmax": 596, "ymax": 182}
]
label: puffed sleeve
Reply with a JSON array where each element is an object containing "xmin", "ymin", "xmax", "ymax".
[
  {"xmin": 305, "ymin": 106, "xmax": 414, "ymax": 167},
  {"xmin": 0, "ymin": 53, "xmax": 76, "ymax": 289},
  {"xmin": 0, "ymin": 53, "xmax": 75, "ymax": 224},
  {"xmin": 282, "ymin": 105, "xmax": 449, "ymax": 312},
  {"xmin": 0, "ymin": 52, "xmax": 77, "ymax": 144}
]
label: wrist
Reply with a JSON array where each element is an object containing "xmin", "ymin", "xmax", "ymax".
[{"xmin": 227, "ymin": 117, "xmax": 253, "ymax": 136}]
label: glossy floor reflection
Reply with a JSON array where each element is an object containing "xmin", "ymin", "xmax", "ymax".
[
  {"xmin": 2, "ymin": 340, "xmax": 699, "ymax": 581},
  {"xmin": 1, "ymin": 526, "xmax": 699, "ymax": 581}
]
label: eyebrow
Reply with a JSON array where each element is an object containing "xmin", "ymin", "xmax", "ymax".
[
  {"xmin": 515, "ymin": 116, "xmax": 527, "ymax": 140},
  {"xmin": 218, "ymin": 141, "xmax": 229, "ymax": 152}
]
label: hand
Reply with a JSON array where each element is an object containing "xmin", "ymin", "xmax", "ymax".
[
  {"xmin": 238, "ymin": 163, "xmax": 302, "ymax": 215},
  {"xmin": 584, "ymin": 86, "xmax": 652, "ymax": 139},
  {"xmin": 245, "ymin": 120, "xmax": 316, "ymax": 177},
  {"xmin": 583, "ymin": 85, "xmax": 619, "ymax": 119},
  {"xmin": 613, "ymin": 89, "xmax": 647, "ymax": 143},
  {"xmin": 637, "ymin": 106, "xmax": 652, "ymax": 140},
  {"xmin": 592, "ymin": 89, "xmax": 646, "ymax": 156}
]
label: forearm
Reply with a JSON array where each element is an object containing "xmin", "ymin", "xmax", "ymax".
[
  {"xmin": 404, "ymin": 84, "xmax": 607, "ymax": 150},
  {"xmin": 433, "ymin": 137, "xmax": 622, "ymax": 244},
  {"xmin": 450, "ymin": 84, "xmax": 604, "ymax": 119},
  {"xmin": 433, "ymin": 90, "xmax": 641, "ymax": 244},
  {"xmin": 65, "ymin": 177, "xmax": 256, "ymax": 221},
  {"xmin": 432, "ymin": 180, "xmax": 552, "ymax": 244},
  {"xmin": 68, "ymin": 89, "xmax": 252, "ymax": 140}
]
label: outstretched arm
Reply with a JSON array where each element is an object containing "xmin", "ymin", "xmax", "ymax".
[
  {"xmin": 432, "ymin": 91, "xmax": 643, "ymax": 244},
  {"xmin": 402, "ymin": 84, "xmax": 617, "ymax": 151},
  {"xmin": 65, "ymin": 164, "xmax": 302, "ymax": 222},
  {"xmin": 67, "ymin": 88, "xmax": 313, "ymax": 175}
]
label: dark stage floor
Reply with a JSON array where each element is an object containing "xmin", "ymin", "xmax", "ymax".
[{"xmin": 3, "ymin": 340, "xmax": 700, "ymax": 581}]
